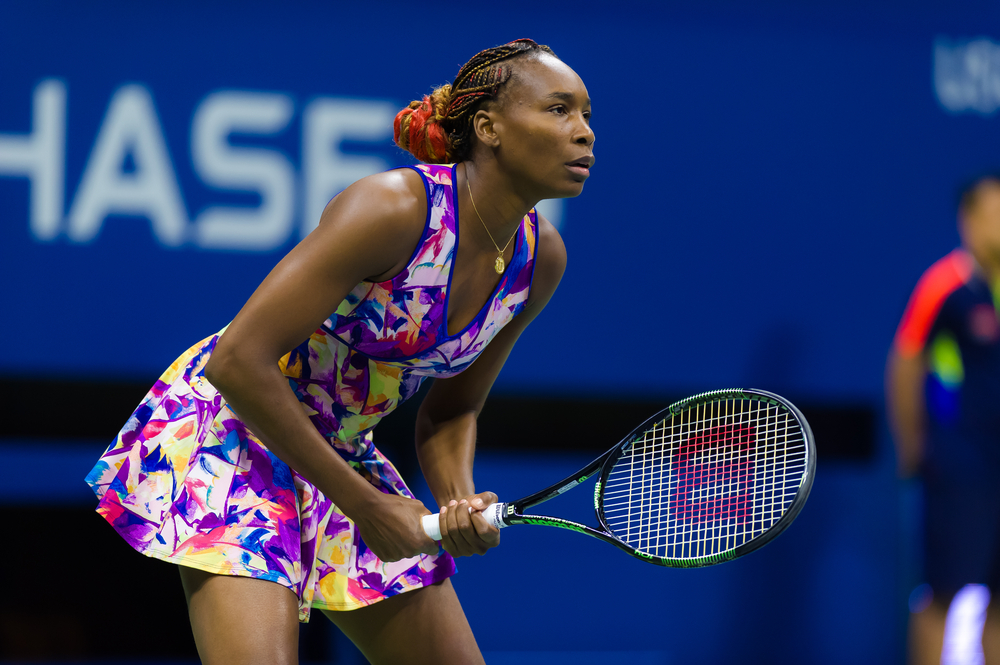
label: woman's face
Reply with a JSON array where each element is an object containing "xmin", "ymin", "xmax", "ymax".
[{"xmin": 488, "ymin": 54, "xmax": 595, "ymax": 200}]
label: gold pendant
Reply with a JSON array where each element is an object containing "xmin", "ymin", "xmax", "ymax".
[{"xmin": 494, "ymin": 255, "xmax": 505, "ymax": 274}]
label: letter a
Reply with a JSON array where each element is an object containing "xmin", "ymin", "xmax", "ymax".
[{"xmin": 67, "ymin": 84, "xmax": 187, "ymax": 245}]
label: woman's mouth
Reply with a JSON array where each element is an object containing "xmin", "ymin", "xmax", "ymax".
[{"xmin": 565, "ymin": 158, "xmax": 593, "ymax": 178}]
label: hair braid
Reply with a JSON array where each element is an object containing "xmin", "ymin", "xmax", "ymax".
[{"xmin": 394, "ymin": 38, "xmax": 557, "ymax": 163}]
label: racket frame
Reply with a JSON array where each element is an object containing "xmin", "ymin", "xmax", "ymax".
[{"xmin": 490, "ymin": 388, "xmax": 816, "ymax": 567}]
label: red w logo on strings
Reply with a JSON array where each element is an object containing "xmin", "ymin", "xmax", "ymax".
[{"xmin": 671, "ymin": 425, "xmax": 756, "ymax": 525}]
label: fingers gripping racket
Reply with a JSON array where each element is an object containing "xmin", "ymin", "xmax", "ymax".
[{"xmin": 422, "ymin": 389, "xmax": 815, "ymax": 567}]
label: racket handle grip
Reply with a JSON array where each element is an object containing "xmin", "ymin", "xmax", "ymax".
[{"xmin": 421, "ymin": 502, "xmax": 507, "ymax": 541}]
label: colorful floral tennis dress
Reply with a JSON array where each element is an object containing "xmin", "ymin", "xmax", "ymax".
[{"xmin": 86, "ymin": 163, "xmax": 538, "ymax": 622}]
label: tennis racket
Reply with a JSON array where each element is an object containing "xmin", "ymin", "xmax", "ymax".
[{"xmin": 421, "ymin": 388, "xmax": 815, "ymax": 567}]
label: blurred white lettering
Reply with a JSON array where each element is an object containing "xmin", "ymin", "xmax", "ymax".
[
  {"xmin": 302, "ymin": 98, "xmax": 394, "ymax": 236},
  {"xmin": 1, "ymin": 80, "xmax": 570, "ymax": 250},
  {"xmin": 0, "ymin": 79, "xmax": 65, "ymax": 240},
  {"xmin": 67, "ymin": 84, "xmax": 188, "ymax": 245},
  {"xmin": 935, "ymin": 37, "xmax": 1000, "ymax": 115},
  {"xmin": 192, "ymin": 91, "xmax": 295, "ymax": 251}
]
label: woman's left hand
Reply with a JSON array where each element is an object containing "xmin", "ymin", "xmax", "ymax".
[{"xmin": 438, "ymin": 491, "xmax": 501, "ymax": 557}]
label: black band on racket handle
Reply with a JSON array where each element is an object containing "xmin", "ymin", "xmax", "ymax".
[{"xmin": 421, "ymin": 502, "xmax": 509, "ymax": 541}]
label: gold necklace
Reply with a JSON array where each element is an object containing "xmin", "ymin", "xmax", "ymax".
[{"xmin": 467, "ymin": 176, "xmax": 519, "ymax": 274}]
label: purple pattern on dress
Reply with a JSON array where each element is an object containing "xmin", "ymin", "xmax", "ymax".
[{"xmin": 86, "ymin": 164, "xmax": 538, "ymax": 621}]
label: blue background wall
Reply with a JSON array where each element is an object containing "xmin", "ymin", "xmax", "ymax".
[
  {"xmin": 6, "ymin": 0, "xmax": 1000, "ymax": 399},
  {"xmin": 3, "ymin": 1, "xmax": 1000, "ymax": 662}
]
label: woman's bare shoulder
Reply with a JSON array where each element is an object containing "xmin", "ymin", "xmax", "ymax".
[
  {"xmin": 320, "ymin": 168, "xmax": 426, "ymax": 234},
  {"xmin": 313, "ymin": 167, "xmax": 429, "ymax": 280}
]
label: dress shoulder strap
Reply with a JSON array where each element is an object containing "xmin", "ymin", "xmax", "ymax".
[{"xmin": 386, "ymin": 164, "xmax": 458, "ymax": 290}]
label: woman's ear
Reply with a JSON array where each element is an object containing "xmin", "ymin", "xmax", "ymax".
[{"xmin": 472, "ymin": 109, "xmax": 501, "ymax": 149}]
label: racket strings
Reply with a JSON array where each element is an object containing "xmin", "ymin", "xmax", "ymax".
[
  {"xmin": 600, "ymin": 399, "xmax": 808, "ymax": 561},
  {"xmin": 599, "ymin": 461, "xmax": 810, "ymax": 502}
]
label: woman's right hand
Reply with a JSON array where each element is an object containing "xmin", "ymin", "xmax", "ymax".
[{"xmin": 352, "ymin": 492, "xmax": 440, "ymax": 563}]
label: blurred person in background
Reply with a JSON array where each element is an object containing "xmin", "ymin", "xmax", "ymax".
[{"xmin": 887, "ymin": 174, "xmax": 1000, "ymax": 665}]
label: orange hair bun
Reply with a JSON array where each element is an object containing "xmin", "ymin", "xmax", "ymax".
[{"xmin": 394, "ymin": 84, "xmax": 453, "ymax": 164}]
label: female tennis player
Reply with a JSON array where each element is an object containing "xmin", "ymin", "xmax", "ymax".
[{"xmin": 85, "ymin": 39, "xmax": 593, "ymax": 664}]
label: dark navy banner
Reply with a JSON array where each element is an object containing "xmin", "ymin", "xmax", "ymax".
[{"xmin": 3, "ymin": 1, "xmax": 1000, "ymax": 401}]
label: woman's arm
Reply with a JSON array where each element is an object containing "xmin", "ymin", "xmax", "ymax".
[
  {"xmin": 415, "ymin": 213, "xmax": 567, "ymax": 557},
  {"xmin": 885, "ymin": 348, "xmax": 927, "ymax": 478},
  {"xmin": 203, "ymin": 169, "xmax": 440, "ymax": 563}
]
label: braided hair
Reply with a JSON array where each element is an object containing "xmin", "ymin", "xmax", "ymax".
[{"xmin": 394, "ymin": 39, "xmax": 557, "ymax": 164}]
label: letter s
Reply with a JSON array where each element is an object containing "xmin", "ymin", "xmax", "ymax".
[{"xmin": 192, "ymin": 91, "xmax": 294, "ymax": 251}]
